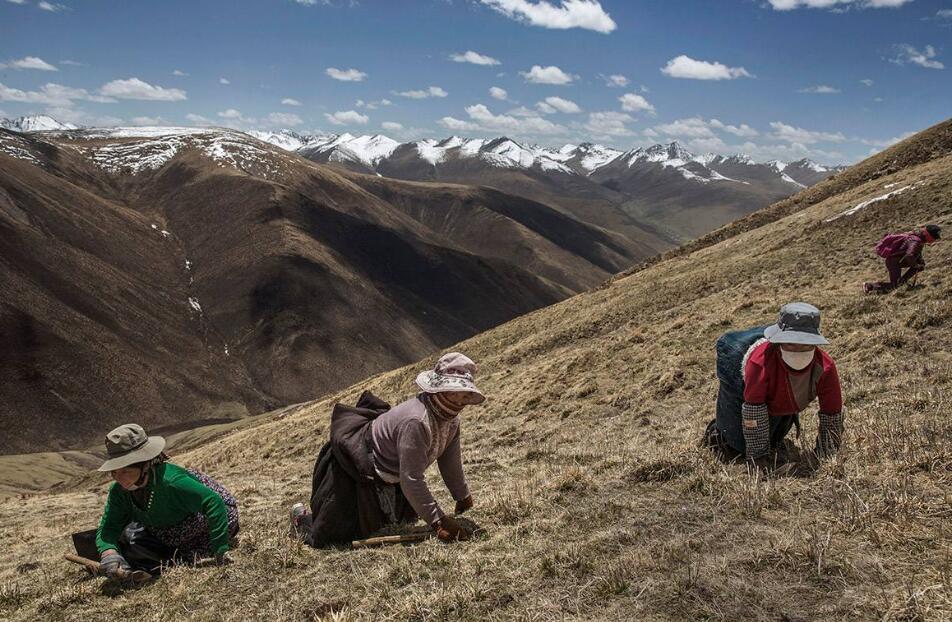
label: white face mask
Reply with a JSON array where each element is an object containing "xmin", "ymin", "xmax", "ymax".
[{"xmin": 781, "ymin": 348, "xmax": 815, "ymax": 370}]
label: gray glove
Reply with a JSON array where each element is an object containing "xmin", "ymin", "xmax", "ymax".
[
  {"xmin": 742, "ymin": 402, "xmax": 770, "ymax": 460},
  {"xmin": 100, "ymin": 551, "xmax": 131, "ymax": 580},
  {"xmin": 815, "ymin": 411, "xmax": 844, "ymax": 459}
]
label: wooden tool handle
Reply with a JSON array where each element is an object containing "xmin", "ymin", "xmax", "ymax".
[
  {"xmin": 351, "ymin": 532, "xmax": 432, "ymax": 548},
  {"xmin": 64, "ymin": 553, "xmax": 101, "ymax": 574}
]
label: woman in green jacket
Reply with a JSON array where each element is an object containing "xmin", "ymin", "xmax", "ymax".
[{"xmin": 83, "ymin": 424, "xmax": 239, "ymax": 578}]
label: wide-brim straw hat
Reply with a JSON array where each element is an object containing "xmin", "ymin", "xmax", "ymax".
[
  {"xmin": 415, "ymin": 352, "xmax": 486, "ymax": 404},
  {"xmin": 97, "ymin": 424, "xmax": 166, "ymax": 472},
  {"xmin": 763, "ymin": 302, "xmax": 829, "ymax": 346}
]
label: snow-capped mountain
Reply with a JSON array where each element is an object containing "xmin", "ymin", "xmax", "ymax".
[{"xmin": 0, "ymin": 115, "xmax": 78, "ymax": 132}]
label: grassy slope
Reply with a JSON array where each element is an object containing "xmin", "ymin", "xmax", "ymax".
[{"xmin": 0, "ymin": 126, "xmax": 950, "ymax": 621}]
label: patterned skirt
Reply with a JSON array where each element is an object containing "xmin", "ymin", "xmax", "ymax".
[{"xmin": 150, "ymin": 469, "xmax": 240, "ymax": 560}]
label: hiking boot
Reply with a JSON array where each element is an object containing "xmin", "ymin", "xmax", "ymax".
[
  {"xmin": 863, "ymin": 282, "xmax": 873, "ymax": 295},
  {"xmin": 288, "ymin": 502, "xmax": 310, "ymax": 540}
]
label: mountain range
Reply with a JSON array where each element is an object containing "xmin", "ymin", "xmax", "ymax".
[{"xmin": 248, "ymin": 128, "xmax": 845, "ymax": 242}]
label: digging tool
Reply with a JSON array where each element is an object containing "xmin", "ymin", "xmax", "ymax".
[
  {"xmin": 64, "ymin": 554, "xmax": 152, "ymax": 583},
  {"xmin": 351, "ymin": 532, "xmax": 432, "ymax": 548}
]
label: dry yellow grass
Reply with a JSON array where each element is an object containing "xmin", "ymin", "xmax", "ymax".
[{"xmin": 0, "ymin": 124, "xmax": 950, "ymax": 621}]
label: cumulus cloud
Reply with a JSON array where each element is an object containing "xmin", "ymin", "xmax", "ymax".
[
  {"xmin": 129, "ymin": 116, "xmax": 165, "ymax": 126},
  {"xmin": 890, "ymin": 44, "xmax": 944, "ymax": 69},
  {"xmin": 489, "ymin": 86, "xmax": 508, "ymax": 100},
  {"xmin": 769, "ymin": 121, "xmax": 846, "ymax": 144},
  {"xmin": 1, "ymin": 56, "xmax": 58, "ymax": 71},
  {"xmin": 601, "ymin": 73, "xmax": 628, "ymax": 87},
  {"xmin": 583, "ymin": 111, "xmax": 635, "ymax": 137},
  {"xmin": 100, "ymin": 78, "xmax": 187, "ymax": 101},
  {"xmin": 520, "ymin": 64, "xmax": 576, "ymax": 84},
  {"xmin": 282, "ymin": 97, "xmax": 303, "ymax": 106},
  {"xmin": 709, "ymin": 118, "xmax": 759, "ymax": 137},
  {"xmin": 219, "ymin": 77, "xmax": 230, "ymax": 85},
  {"xmin": 0, "ymin": 82, "xmax": 116, "ymax": 105},
  {"xmin": 450, "ymin": 50, "xmax": 501, "ymax": 65},
  {"xmin": 655, "ymin": 117, "xmax": 716, "ymax": 139},
  {"xmin": 439, "ymin": 103, "xmax": 566, "ymax": 135},
  {"xmin": 356, "ymin": 98, "xmax": 392, "ymax": 109},
  {"xmin": 618, "ymin": 92, "xmax": 654, "ymax": 113},
  {"xmin": 381, "ymin": 121, "xmax": 404, "ymax": 131},
  {"xmin": 480, "ymin": 0, "xmax": 616, "ymax": 33},
  {"xmin": 539, "ymin": 96, "xmax": 581, "ymax": 113},
  {"xmin": 860, "ymin": 78, "xmax": 874, "ymax": 86},
  {"xmin": 661, "ymin": 55, "xmax": 753, "ymax": 80},
  {"xmin": 267, "ymin": 112, "xmax": 303, "ymax": 126},
  {"xmin": 172, "ymin": 69, "xmax": 188, "ymax": 76},
  {"xmin": 185, "ymin": 113, "xmax": 213, "ymax": 126},
  {"xmin": 396, "ymin": 86, "xmax": 448, "ymax": 99},
  {"xmin": 324, "ymin": 109, "xmax": 369, "ymax": 125},
  {"xmin": 938, "ymin": 9, "xmax": 952, "ymax": 19},
  {"xmin": 767, "ymin": 0, "xmax": 913, "ymax": 10},
  {"xmin": 326, "ymin": 67, "xmax": 368, "ymax": 81},
  {"xmin": 798, "ymin": 85, "xmax": 841, "ymax": 93}
]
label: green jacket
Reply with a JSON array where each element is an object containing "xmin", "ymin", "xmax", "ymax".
[{"xmin": 96, "ymin": 462, "xmax": 231, "ymax": 556}]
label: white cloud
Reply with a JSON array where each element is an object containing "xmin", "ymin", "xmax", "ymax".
[
  {"xmin": 356, "ymin": 98, "xmax": 392, "ymax": 109},
  {"xmin": 172, "ymin": 69, "xmax": 188, "ymax": 76},
  {"xmin": 6, "ymin": 0, "xmax": 28, "ymax": 4},
  {"xmin": 602, "ymin": 73, "xmax": 628, "ymax": 87},
  {"xmin": 540, "ymin": 96, "xmax": 581, "ymax": 113},
  {"xmin": 798, "ymin": 85, "xmax": 841, "ymax": 93},
  {"xmin": 100, "ymin": 78, "xmax": 187, "ymax": 101},
  {"xmin": 767, "ymin": 0, "xmax": 913, "ymax": 10},
  {"xmin": 769, "ymin": 121, "xmax": 846, "ymax": 144},
  {"xmin": 396, "ymin": 86, "xmax": 448, "ymax": 99},
  {"xmin": 655, "ymin": 117, "xmax": 716, "ymax": 139},
  {"xmin": 381, "ymin": 121, "xmax": 404, "ymax": 131},
  {"xmin": 282, "ymin": 97, "xmax": 303, "ymax": 106},
  {"xmin": 860, "ymin": 78, "xmax": 874, "ymax": 86},
  {"xmin": 326, "ymin": 67, "xmax": 368, "ymax": 81},
  {"xmin": 618, "ymin": 92, "xmax": 654, "ymax": 113},
  {"xmin": 507, "ymin": 105, "xmax": 540, "ymax": 117},
  {"xmin": 0, "ymin": 82, "xmax": 116, "ymax": 105},
  {"xmin": 2, "ymin": 56, "xmax": 58, "ymax": 71},
  {"xmin": 938, "ymin": 9, "xmax": 952, "ymax": 19},
  {"xmin": 890, "ymin": 44, "xmax": 944, "ymax": 70},
  {"xmin": 661, "ymin": 55, "xmax": 753, "ymax": 80},
  {"xmin": 37, "ymin": 1, "xmax": 67, "ymax": 11},
  {"xmin": 129, "ymin": 116, "xmax": 164, "ymax": 126},
  {"xmin": 324, "ymin": 109, "xmax": 369, "ymax": 125},
  {"xmin": 583, "ymin": 111, "xmax": 635, "ymax": 137},
  {"xmin": 489, "ymin": 86, "xmax": 508, "ymax": 100},
  {"xmin": 520, "ymin": 64, "xmax": 576, "ymax": 84},
  {"xmin": 450, "ymin": 50, "xmax": 501, "ymax": 66},
  {"xmin": 185, "ymin": 113, "xmax": 213, "ymax": 126},
  {"xmin": 60, "ymin": 60, "xmax": 85, "ymax": 66},
  {"xmin": 858, "ymin": 131, "xmax": 916, "ymax": 148},
  {"xmin": 642, "ymin": 128, "xmax": 658, "ymax": 138},
  {"xmin": 219, "ymin": 77, "xmax": 230, "ymax": 85},
  {"xmin": 217, "ymin": 109, "xmax": 244, "ymax": 120},
  {"xmin": 709, "ymin": 118, "xmax": 759, "ymax": 137},
  {"xmin": 267, "ymin": 112, "xmax": 303, "ymax": 126},
  {"xmin": 480, "ymin": 0, "xmax": 616, "ymax": 33},
  {"xmin": 439, "ymin": 103, "xmax": 566, "ymax": 135}
]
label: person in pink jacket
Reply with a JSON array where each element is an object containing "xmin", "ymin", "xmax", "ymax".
[{"xmin": 864, "ymin": 224, "xmax": 941, "ymax": 293}]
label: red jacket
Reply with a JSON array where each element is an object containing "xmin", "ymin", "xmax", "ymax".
[{"xmin": 743, "ymin": 341, "xmax": 842, "ymax": 416}]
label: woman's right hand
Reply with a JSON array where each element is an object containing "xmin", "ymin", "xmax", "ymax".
[{"xmin": 100, "ymin": 550, "xmax": 131, "ymax": 579}]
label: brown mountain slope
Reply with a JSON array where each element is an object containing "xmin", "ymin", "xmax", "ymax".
[
  {"xmin": 0, "ymin": 127, "xmax": 647, "ymax": 453},
  {"xmin": 0, "ymin": 121, "xmax": 948, "ymax": 619}
]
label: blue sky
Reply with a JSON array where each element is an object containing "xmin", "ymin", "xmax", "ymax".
[{"xmin": 1, "ymin": 0, "xmax": 950, "ymax": 163}]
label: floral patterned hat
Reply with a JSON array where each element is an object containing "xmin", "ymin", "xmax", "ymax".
[{"xmin": 415, "ymin": 352, "xmax": 485, "ymax": 404}]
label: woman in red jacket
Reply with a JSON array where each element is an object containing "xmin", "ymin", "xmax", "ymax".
[{"xmin": 706, "ymin": 303, "xmax": 844, "ymax": 467}]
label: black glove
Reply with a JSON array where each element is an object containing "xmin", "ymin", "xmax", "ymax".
[
  {"xmin": 815, "ymin": 411, "xmax": 844, "ymax": 459},
  {"xmin": 454, "ymin": 495, "xmax": 473, "ymax": 515},
  {"xmin": 101, "ymin": 551, "xmax": 131, "ymax": 580}
]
